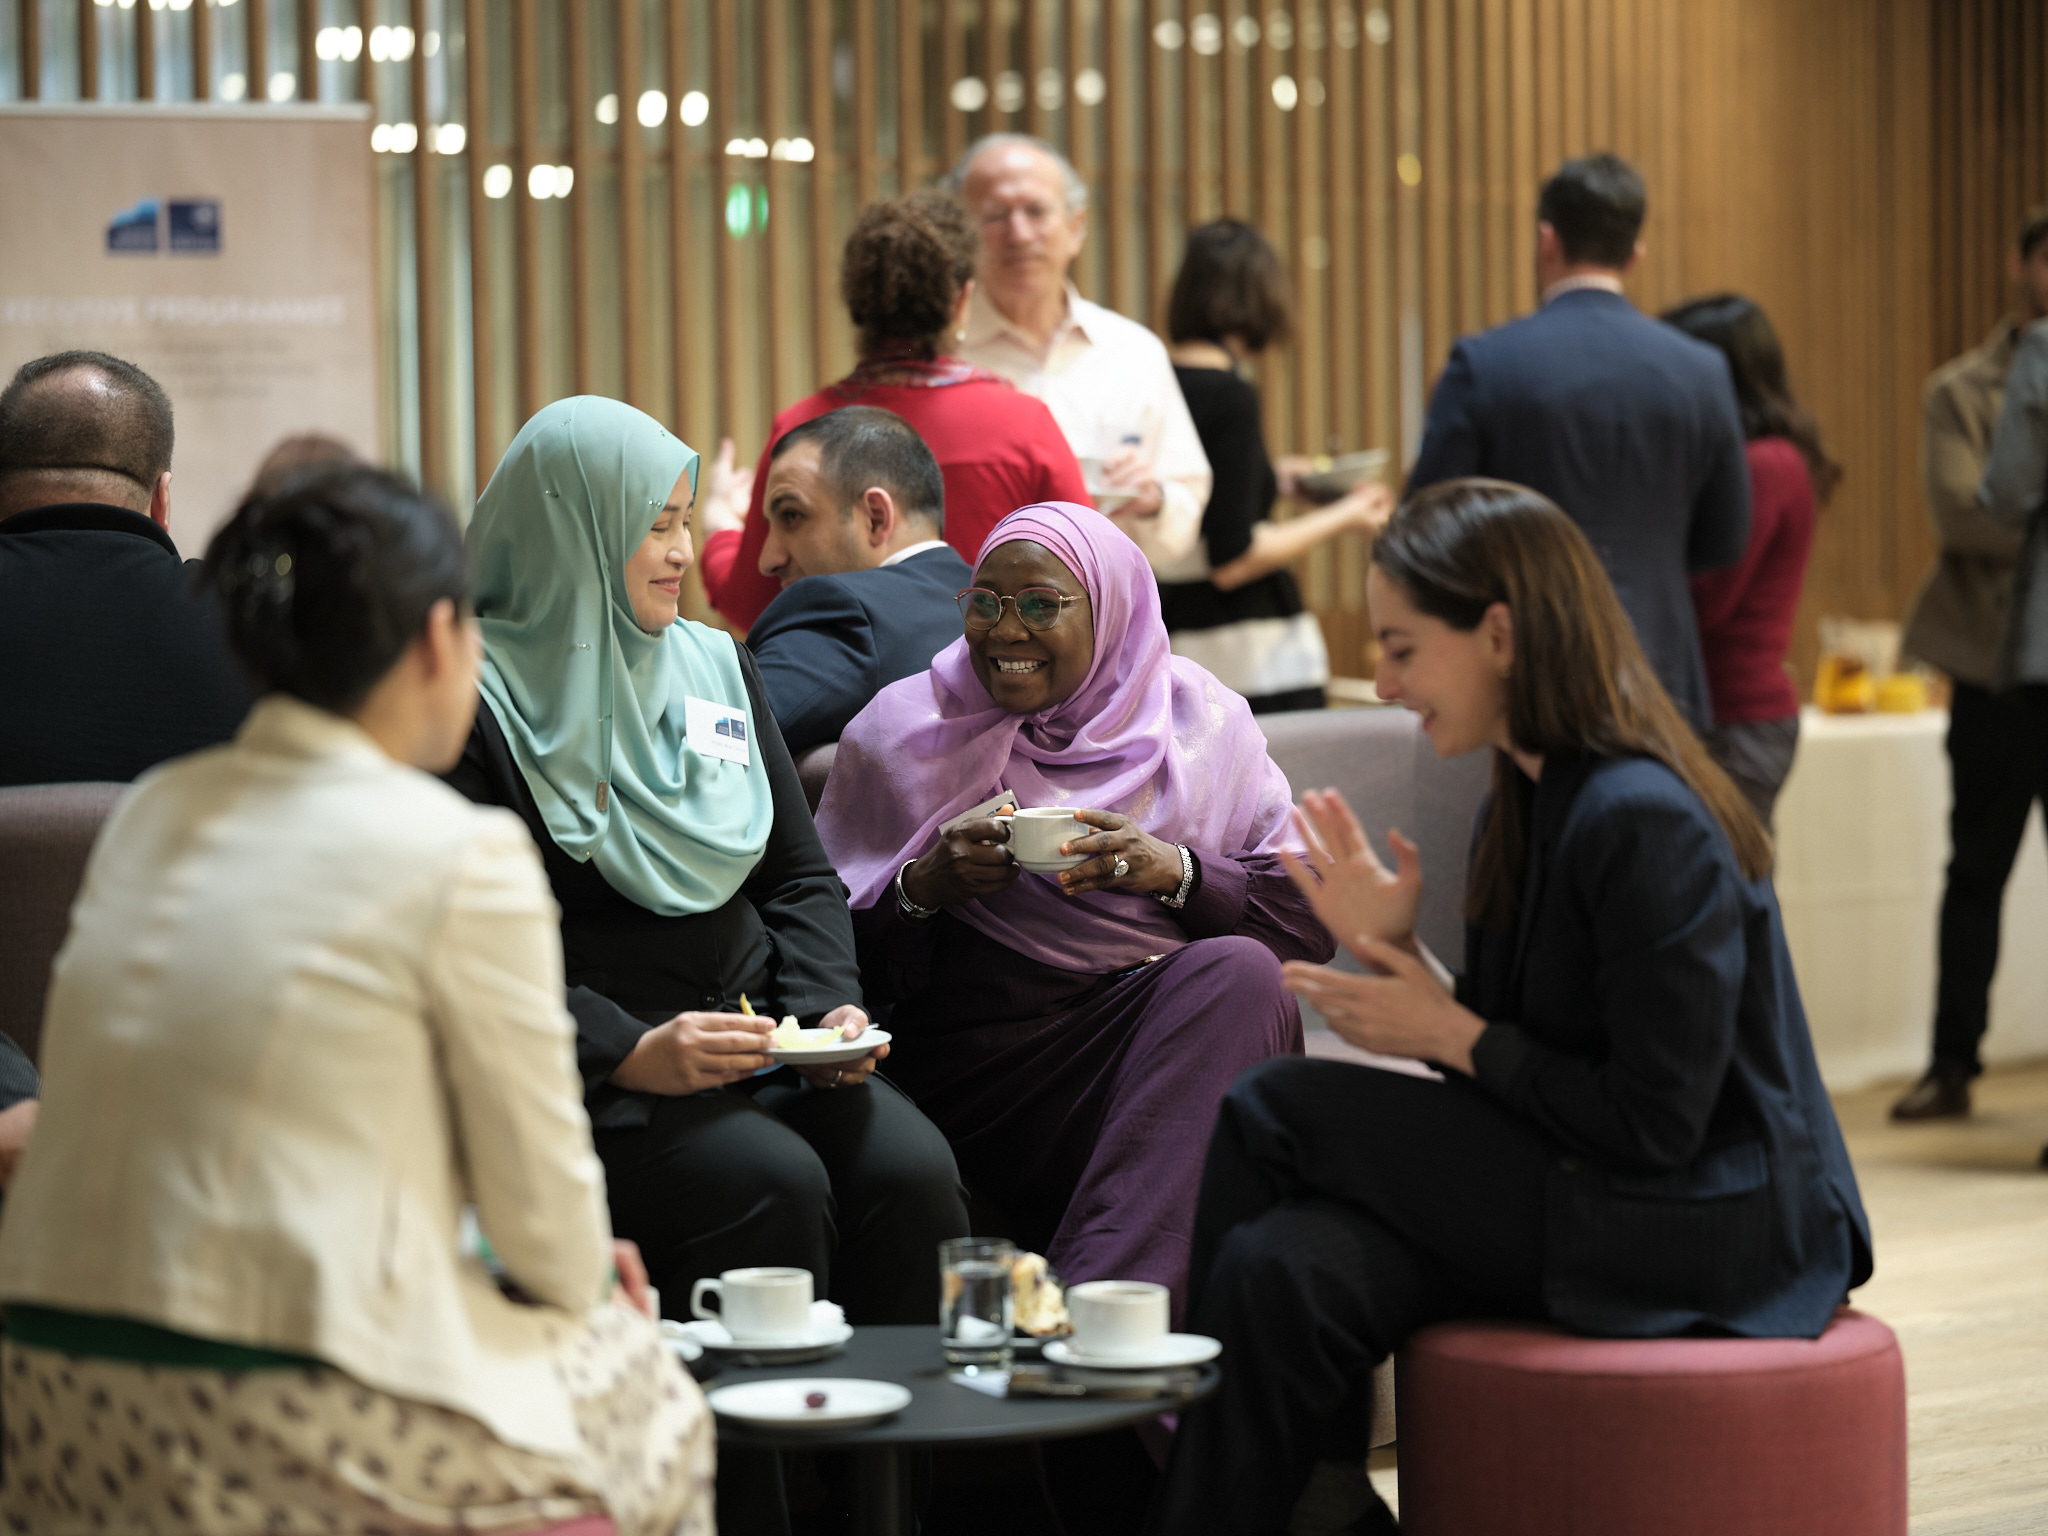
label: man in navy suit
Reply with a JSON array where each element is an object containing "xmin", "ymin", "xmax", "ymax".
[
  {"xmin": 1407, "ymin": 153, "xmax": 1751, "ymax": 727},
  {"xmin": 746, "ymin": 407, "xmax": 972, "ymax": 753}
]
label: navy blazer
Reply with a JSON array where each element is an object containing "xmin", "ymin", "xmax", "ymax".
[
  {"xmin": 1462, "ymin": 751, "xmax": 1871, "ymax": 1339},
  {"xmin": 747, "ymin": 544, "xmax": 973, "ymax": 753},
  {"xmin": 1407, "ymin": 290, "xmax": 1752, "ymax": 727}
]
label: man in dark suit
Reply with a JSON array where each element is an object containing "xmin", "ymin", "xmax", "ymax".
[
  {"xmin": 0, "ymin": 351, "xmax": 256, "ymax": 786},
  {"xmin": 746, "ymin": 407, "xmax": 971, "ymax": 753},
  {"xmin": 1407, "ymin": 153, "xmax": 1752, "ymax": 727}
]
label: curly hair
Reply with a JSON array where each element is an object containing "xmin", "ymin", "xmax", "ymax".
[{"xmin": 841, "ymin": 190, "xmax": 978, "ymax": 360}]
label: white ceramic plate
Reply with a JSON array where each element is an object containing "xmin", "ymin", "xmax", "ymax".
[
  {"xmin": 1042, "ymin": 1333, "xmax": 1221, "ymax": 1370},
  {"xmin": 677, "ymin": 1317, "xmax": 854, "ymax": 1364},
  {"xmin": 767, "ymin": 1029, "xmax": 892, "ymax": 1067},
  {"xmin": 707, "ymin": 1377, "xmax": 911, "ymax": 1432}
]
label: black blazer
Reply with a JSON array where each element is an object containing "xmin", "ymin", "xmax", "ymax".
[
  {"xmin": 1462, "ymin": 751, "xmax": 1872, "ymax": 1339},
  {"xmin": 1407, "ymin": 291, "xmax": 1752, "ymax": 728},
  {"xmin": 443, "ymin": 646, "xmax": 862, "ymax": 1130},
  {"xmin": 746, "ymin": 544, "xmax": 973, "ymax": 753},
  {"xmin": 0, "ymin": 505, "xmax": 256, "ymax": 786}
]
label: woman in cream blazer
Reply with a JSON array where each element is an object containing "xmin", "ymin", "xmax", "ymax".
[{"xmin": 0, "ymin": 466, "xmax": 711, "ymax": 1536}]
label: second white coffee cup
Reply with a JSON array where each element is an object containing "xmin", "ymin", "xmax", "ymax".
[
  {"xmin": 1067, "ymin": 1279, "xmax": 1171, "ymax": 1358},
  {"xmin": 690, "ymin": 1266, "xmax": 813, "ymax": 1341}
]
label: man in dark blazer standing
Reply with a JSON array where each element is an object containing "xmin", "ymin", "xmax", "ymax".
[
  {"xmin": 746, "ymin": 407, "xmax": 972, "ymax": 754},
  {"xmin": 0, "ymin": 351, "xmax": 255, "ymax": 786},
  {"xmin": 1406, "ymin": 153, "xmax": 1752, "ymax": 728}
]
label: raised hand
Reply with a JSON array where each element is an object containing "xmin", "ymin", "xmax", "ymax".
[
  {"xmin": 1278, "ymin": 788, "xmax": 1422, "ymax": 961},
  {"xmin": 1281, "ymin": 939, "xmax": 1483, "ymax": 1076}
]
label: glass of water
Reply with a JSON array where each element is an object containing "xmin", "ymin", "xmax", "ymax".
[{"xmin": 939, "ymin": 1236, "xmax": 1015, "ymax": 1371}]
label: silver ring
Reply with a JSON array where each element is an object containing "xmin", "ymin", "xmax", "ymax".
[
  {"xmin": 1113, "ymin": 856, "xmax": 1130, "ymax": 879},
  {"xmin": 831, "ymin": 1069, "xmax": 844, "ymax": 1087}
]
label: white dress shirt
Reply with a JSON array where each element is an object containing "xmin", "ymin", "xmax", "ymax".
[
  {"xmin": 959, "ymin": 282, "xmax": 1212, "ymax": 577},
  {"xmin": 0, "ymin": 696, "xmax": 614, "ymax": 1456},
  {"xmin": 878, "ymin": 538, "xmax": 952, "ymax": 569},
  {"xmin": 1540, "ymin": 272, "xmax": 1628, "ymax": 304}
]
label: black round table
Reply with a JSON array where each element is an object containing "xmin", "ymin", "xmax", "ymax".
[{"xmin": 700, "ymin": 1324, "xmax": 1219, "ymax": 1535}]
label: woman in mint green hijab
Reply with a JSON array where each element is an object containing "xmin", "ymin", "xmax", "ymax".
[{"xmin": 447, "ymin": 398, "xmax": 967, "ymax": 1355}]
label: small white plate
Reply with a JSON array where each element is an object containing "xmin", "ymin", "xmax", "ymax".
[
  {"xmin": 768, "ymin": 1029, "xmax": 892, "ymax": 1067},
  {"xmin": 707, "ymin": 1377, "xmax": 912, "ymax": 1431},
  {"xmin": 677, "ymin": 1316, "xmax": 854, "ymax": 1364},
  {"xmin": 1043, "ymin": 1334, "xmax": 1221, "ymax": 1370}
]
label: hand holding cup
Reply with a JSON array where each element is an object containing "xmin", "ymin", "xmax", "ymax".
[{"xmin": 901, "ymin": 811, "xmax": 1021, "ymax": 909}]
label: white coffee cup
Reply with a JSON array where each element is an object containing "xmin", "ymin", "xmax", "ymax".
[
  {"xmin": 690, "ymin": 1266, "xmax": 813, "ymax": 1341},
  {"xmin": 1010, "ymin": 806, "xmax": 1087, "ymax": 867},
  {"xmin": 1067, "ymin": 1279, "xmax": 1171, "ymax": 1359}
]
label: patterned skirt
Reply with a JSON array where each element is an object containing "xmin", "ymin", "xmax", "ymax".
[{"xmin": 0, "ymin": 1302, "xmax": 713, "ymax": 1536}]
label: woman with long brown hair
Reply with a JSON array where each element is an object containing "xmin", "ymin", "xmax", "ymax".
[
  {"xmin": 1662, "ymin": 292, "xmax": 1840, "ymax": 822},
  {"xmin": 1149, "ymin": 479, "xmax": 1871, "ymax": 1536}
]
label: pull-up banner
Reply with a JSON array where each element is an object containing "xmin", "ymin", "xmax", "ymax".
[{"xmin": 0, "ymin": 103, "xmax": 380, "ymax": 553}]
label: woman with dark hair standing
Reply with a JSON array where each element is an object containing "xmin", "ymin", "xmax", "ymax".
[
  {"xmin": 1149, "ymin": 480, "xmax": 1870, "ymax": 1536},
  {"xmin": 0, "ymin": 467, "xmax": 711, "ymax": 1534},
  {"xmin": 698, "ymin": 189, "xmax": 1089, "ymax": 630},
  {"xmin": 1163, "ymin": 219, "xmax": 1391, "ymax": 712},
  {"xmin": 1662, "ymin": 293, "xmax": 1840, "ymax": 822}
]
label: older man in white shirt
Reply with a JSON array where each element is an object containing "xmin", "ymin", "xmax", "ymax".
[{"xmin": 946, "ymin": 134, "xmax": 1211, "ymax": 577}]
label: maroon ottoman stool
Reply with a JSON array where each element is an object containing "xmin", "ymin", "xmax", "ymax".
[{"xmin": 1395, "ymin": 1309, "xmax": 1906, "ymax": 1535}]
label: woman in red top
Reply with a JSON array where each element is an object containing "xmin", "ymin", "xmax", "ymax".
[
  {"xmin": 1663, "ymin": 294, "xmax": 1841, "ymax": 824},
  {"xmin": 699, "ymin": 191, "xmax": 1088, "ymax": 631}
]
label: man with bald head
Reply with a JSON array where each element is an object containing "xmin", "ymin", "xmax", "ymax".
[
  {"xmin": 946, "ymin": 133, "xmax": 1212, "ymax": 578},
  {"xmin": 0, "ymin": 350, "xmax": 254, "ymax": 785}
]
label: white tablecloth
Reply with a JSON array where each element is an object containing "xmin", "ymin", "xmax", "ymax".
[{"xmin": 1774, "ymin": 706, "xmax": 2048, "ymax": 1089}]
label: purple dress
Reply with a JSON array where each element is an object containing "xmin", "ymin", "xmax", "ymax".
[
  {"xmin": 819, "ymin": 502, "xmax": 1337, "ymax": 1324},
  {"xmin": 854, "ymin": 852, "xmax": 1331, "ymax": 1325}
]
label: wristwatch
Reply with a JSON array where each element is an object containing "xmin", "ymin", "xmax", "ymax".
[
  {"xmin": 1155, "ymin": 844, "xmax": 1196, "ymax": 910},
  {"xmin": 896, "ymin": 859, "xmax": 940, "ymax": 923}
]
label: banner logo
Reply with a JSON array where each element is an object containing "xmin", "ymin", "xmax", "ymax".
[
  {"xmin": 106, "ymin": 198, "xmax": 159, "ymax": 254},
  {"xmin": 168, "ymin": 200, "xmax": 222, "ymax": 254},
  {"xmin": 106, "ymin": 198, "xmax": 222, "ymax": 256}
]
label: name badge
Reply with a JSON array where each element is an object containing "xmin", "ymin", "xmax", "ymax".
[{"xmin": 684, "ymin": 696, "xmax": 751, "ymax": 766}]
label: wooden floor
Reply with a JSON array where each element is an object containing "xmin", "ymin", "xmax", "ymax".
[{"xmin": 1364, "ymin": 1060, "xmax": 2048, "ymax": 1532}]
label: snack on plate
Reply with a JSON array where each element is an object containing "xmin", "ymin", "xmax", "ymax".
[
  {"xmin": 1011, "ymin": 1251, "xmax": 1072, "ymax": 1337},
  {"xmin": 772, "ymin": 1015, "xmax": 846, "ymax": 1051}
]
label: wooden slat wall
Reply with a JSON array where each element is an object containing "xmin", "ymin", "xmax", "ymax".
[{"xmin": 9, "ymin": 2, "xmax": 2044, "ymax": 679}]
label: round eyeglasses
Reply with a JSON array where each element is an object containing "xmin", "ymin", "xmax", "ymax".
[{"xmin": 956, "ymin": 586, "xmax": 1084, "ymax": 632}]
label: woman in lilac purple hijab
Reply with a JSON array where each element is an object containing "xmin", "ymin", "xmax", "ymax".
[{"xmin": 816, "ymin": 502, "xmax": 1334, "ymax": 1324}]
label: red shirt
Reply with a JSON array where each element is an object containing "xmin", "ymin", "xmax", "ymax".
[
  {"xmin": 1689, "ymin": 436, "xmax": 1816, "ymax": 725},
  {"xmin": 700, "ymin": 372, "xmax": 1089, "ymax": 631}
]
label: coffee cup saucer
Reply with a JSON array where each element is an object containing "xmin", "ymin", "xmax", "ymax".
[
  {"xmin": 1017, "ymin": 853, "xmax": 1089, "ymax": 875},
  {"xmin": 679, "ymin": 1302, "xmax": 852, "ymax": 1362},
  {"xmin": 1042, "ymin": 1333, "xmax": 1221, "ymax": 1370}
]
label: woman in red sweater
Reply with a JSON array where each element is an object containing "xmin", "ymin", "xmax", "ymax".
[
  {"xmin": 1663, "ymin": 294, "xmax": 1841, "ymax": 823},
  {"xmin": 698, "ymin": 190, "xmax": 1088, "ymax": 631}
]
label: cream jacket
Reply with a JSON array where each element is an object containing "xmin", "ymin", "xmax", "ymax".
[{"xmin": 0, "ymin": 696, "xmax": 613, "ymax": 1456}]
